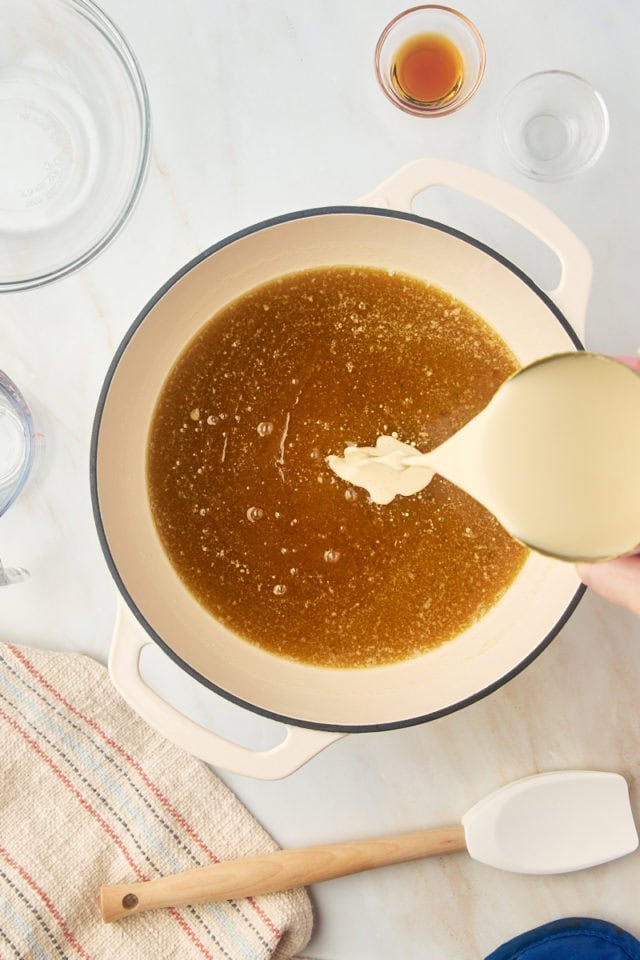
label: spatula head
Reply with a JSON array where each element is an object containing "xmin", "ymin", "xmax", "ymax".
[{"xmin": 462, "ymin": 770, "xmax": 638, "ymax": 875}]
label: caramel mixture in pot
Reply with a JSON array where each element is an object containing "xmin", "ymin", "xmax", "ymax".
[{"xmin": 147, "ymin": 267, "xmax": 527, "ymax": 668}]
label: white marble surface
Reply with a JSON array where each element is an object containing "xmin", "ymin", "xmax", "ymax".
[{"xmin": 3, "ymin": 1, "xmax": 640, "ymax": 957}]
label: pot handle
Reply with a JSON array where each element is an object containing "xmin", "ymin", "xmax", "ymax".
[
  {"xmin": 108, "ymin": 602, "xmax": 343, "ymax": 780},
  {"xmin": 358, "ymin": 158, "xmax": 591, "ymax": 340}
]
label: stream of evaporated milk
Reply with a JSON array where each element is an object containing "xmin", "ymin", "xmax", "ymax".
[{"xmin": 328, "ymin": 353, "xmax": 640, "ymax": 561}]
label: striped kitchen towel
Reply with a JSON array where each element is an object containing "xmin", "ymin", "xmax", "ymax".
[{"xmin": 0, "ymin": 641, "xmax": 313, "ymax": 959}]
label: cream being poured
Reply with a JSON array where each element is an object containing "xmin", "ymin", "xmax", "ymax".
[
  {"xmin": 327, "ymin": 353, "xmax": 640, "ymax": 562},
  {"xmin": 327, "ymin": 435, "xmax": 437, "ymax": 505}
]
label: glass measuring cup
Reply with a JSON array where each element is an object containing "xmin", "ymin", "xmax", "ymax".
[{"xmin": 0, "ymin": 370, "xmax": 38, "ymax": 584}]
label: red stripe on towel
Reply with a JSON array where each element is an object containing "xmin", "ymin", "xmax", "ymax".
[
  {"xmin": 0, "ymin": 703, "xmax": 217, "ymax": 960},
  {"xmin": 0, "ymin": 846, "xmax": 94, "ymax": 960},
  {"xmin": 7, "ymin": 644, "xmax": 282, "ymax": 941},
  {"xmin": 0, "ymin": 702, "xmax": 143, "ymax": 874}
]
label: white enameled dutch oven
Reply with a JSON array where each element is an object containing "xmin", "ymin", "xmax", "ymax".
[{"xmin": 91, "ymin": 159, "xmax": 591, "ymax": 779}]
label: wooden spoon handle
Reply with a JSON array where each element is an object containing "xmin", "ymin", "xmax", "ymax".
[{"xmin": 101, "ymin": 824, "xmax": 466, "ymax": 922}]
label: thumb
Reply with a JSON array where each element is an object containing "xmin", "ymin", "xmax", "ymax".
[{"xmin": 576, "ymin": 556, "xmax": 640, "ymax": 617}]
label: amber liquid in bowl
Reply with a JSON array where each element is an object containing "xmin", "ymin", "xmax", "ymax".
[{"xmin": 391, "ymin": 33, "xmax": 464, "ymax": 106}]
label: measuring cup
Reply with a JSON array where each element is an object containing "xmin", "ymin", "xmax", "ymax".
[{"xmin": 0, "ymin": 370, "xmax": 38, "ymax": 585}]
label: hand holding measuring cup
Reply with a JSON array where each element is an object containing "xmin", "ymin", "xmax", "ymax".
[
  {"xmin": 577, "ymin": 556, "xmax": 640, "ymax": 617},
  {"xmin": 0, "ymin": 370, "xmax": 39, "ymax": 586}
]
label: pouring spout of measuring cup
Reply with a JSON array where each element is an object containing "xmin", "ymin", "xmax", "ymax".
[
  {"xmin": 403, "ymin": 413, "xmax": 494, "ymax": 505},
  {"xmin": 328, "ymin": 353, "xmax": 640, "ymax": 563}
]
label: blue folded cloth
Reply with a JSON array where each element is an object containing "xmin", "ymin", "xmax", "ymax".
[{"xmin": 486, "ymin": 919, "xmax": 640, "ymax": 959}]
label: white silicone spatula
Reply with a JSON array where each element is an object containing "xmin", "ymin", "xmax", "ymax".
[{"xmin": 100, "ymin": 771, "xmax": 638, "ymax": 923}]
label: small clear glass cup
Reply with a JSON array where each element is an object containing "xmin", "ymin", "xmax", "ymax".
[
  {"xmin": 0, "ymin": 370, "xmax": 40, "ymax": 585},
  {"xmin": 499, "ymin": 71, "xmax": 609, "ymax": 180},
  {"xmin": 375, "ymin": 5, "xmax": 486, "ymax": 117}
]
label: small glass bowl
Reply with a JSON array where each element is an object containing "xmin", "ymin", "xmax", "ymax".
[
  {"xmin": 0, "ymin": 371, "xmax": 35, "ymax": 517},
  {"xmin": 0, "ymin": 0, "xmax": 151, "ymax": 291},
  {"xmin": 375, "ymin": 5, "xmax": 486, "ymax": 117},
  {"xmin": 499, "ymin": 71, "xmax": 609, "ymax": 180}
]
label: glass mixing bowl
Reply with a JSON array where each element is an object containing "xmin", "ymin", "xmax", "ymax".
[{"xmin": 0, "ymin": 0, "xmax": 151, "ymax": 291}]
